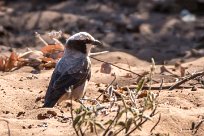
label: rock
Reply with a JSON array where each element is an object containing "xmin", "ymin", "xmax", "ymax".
[{"xmin": 47, "ymin": 110, "xmax": 57, "ymax": 116}]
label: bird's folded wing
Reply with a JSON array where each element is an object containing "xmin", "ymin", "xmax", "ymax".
[{"xmin": 43, "ymin": 68, "xmax": 91, "ymax": 107}]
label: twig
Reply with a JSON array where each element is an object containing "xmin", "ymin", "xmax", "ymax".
[
  {"xmin": 121, "ymin": 85, "xmax": 193, "ymax": 91},
  {"xmin": 90, "ymin": 56, "xmax": 159, "ymax": 83},
  {"xmin": 0, "ymin": 118, "xmax": 10, "ymax": 136},
  {"xmin": 113, "ymin": 127, "xmax": 125, "ymax": 136},
  {"xmin": 169, "ymin": 71, "xmax": 204, "ymax": 90},
  {"xmin": 150, "ymin": 113, "xmax": 161, "ymax": 133},
  {"xmin": 90, "ymin": 51, "xmax": 109, "ymax": 56},
  {"xmin": 52, "ymin": 38, "xmax": 64, "ymax": 47},
  {"xmin": 192, "ymin": 119, "xmax": 204, "ymax": 135},
  {"xmin": 35, "ymin": 32, "xmax": 48, "ymax": 46},
  {"xmin": 90, "ymin": 56, "xmax": 142, "ymax": 77}
]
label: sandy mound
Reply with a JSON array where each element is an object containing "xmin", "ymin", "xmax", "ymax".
[{"xmin": 0, "ymin": 52, "xmax": 204, "ymax": 136}]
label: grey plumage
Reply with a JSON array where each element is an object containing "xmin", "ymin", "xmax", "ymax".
[{"xmin": 43, "ymin": 32, "xmax": 102, "ymax": 107}]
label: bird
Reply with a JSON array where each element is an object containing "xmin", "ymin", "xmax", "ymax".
[{"xmin": 43, "ymin": 32, "xmax": 102, "ymax": 107}]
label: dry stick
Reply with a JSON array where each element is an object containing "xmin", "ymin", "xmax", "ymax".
[
  {"xmin": 192, "ymin": 119, "xmax": 204, "ymax": 135},
  {"xmin": 90, "ymin": 56, "xmax": 142, "ymax": 77},
  {"xmin": 121, "ymin": 85, "xmax": 193, "ymax": 91},
  {"xmin": 35, "ymin": 32, "xmax": 48, "ymax": 46},
  {"xmin": 150, "ymin": 113, "xmax": 161, "ymax": 133},
  {"xmin": 0, "ymin": 118, "xmax": 10, "ymax": 136},
  {"xmin": 113, "ymin": 127, "xmax": 125, "ymax": 136},
  {"xmin": 90, "ymin": 56, "xmax": 159, "ymax": 83},
  {"xmin": 169, "ymin": 71, "xmax": 204, "ymax": 90},
  {"xmin": 90, "ymin": 51, "xmax": 109, "ymax": 56},
  {"xmin": 52, "ymin": 38, "xmax": 64, "ymax": 47}
]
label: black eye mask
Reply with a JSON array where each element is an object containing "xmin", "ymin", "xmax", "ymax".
[{"xmin": 66, "ymin": 39, "xmax": 102, "ymax": 54}]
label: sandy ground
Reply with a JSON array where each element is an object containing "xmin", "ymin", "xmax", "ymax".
[
  {"xmin": 0, "ymin": 51, "xmax": 204, "ymax": 136},
  {"xmin": 1, "ymin": 1, "xmax": 204, "ymax": 135}
]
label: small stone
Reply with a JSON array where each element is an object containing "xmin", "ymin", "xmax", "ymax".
[
  {"xmin": 19, "ymin": 78, "xmax": 23, "ymax": 81},
  {"xmin": 28, "ymin": 125, "xmax": 32, "ymax": 129},
  {"xmin": 95, "ymin": 83, "xmax": 102, "ymax": 87},
  {"xmin": 197, "ymin": 104, "xmax": 201, "ymax": 107},
  {"xmin": 17, "ymin": 111, "xmax": 25, "ymax": 117},
  {"xmin": 4, "ymin": 111, "xmax": 10, "ymax": 114},
  {"xmin": 35, "ymin": 97, "xmax": 42, "ymax": 102},
  {"xmin": 37, "ymin": 113, "xmax": 48, "ymax": 120},
  {"xmin": 183, "ymin": 107, "xmax": 189, "ymax": 110}
]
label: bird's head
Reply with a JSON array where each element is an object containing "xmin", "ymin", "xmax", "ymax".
[{"xmin": 65, "ymin": 32, "xmax": 103, "ymax": 55}]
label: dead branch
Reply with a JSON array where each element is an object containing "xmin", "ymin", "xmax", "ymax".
[
  {"xmin": 90, "ymin": 51, "xmax": 109, "ymax": 56},
  {"xmin": 90, "ymin": 56, "xmax": 160, "ymax": 83},
  {"xmin": 121, "ymin": 84, "xmax": 193, "ymax": 91},
  {"xmin": 35, "ymin": 32, "xmax": 48, "ymax": 46},
  {"xmin": 192, "ymin": 119, "xmax": 204, "ymax": 135},
  {"xmin": 90, "ymin": 56, "xmax": 143, "ymax": 77},
  {"xmin": 169, "ymin": 71, "xmax": 204, "ymax": 90},
  {"xmin": 52, "ymin": 38, "xmax": 64, "ymax": 47}
]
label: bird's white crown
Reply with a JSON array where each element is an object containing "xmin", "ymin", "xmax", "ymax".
[{"xmin": 67, "ymin": 32, "xmax": 95, "ymax": 42}]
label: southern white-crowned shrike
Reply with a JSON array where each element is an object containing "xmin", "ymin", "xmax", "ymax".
[{"xmin": 43, "ymin": 32, "xmax": 102, "ymax": 107}]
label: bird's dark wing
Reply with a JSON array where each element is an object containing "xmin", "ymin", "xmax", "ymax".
[{"xmin": 43, "ymin": 62, "xmax": 91, "ymax": 108}]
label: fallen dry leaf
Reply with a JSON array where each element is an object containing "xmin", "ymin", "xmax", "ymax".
[
  {"xmin": 0, "ymin": 57, "xmax": 5, "ymax": 71},
  {"xmin": 41, "ymin": 44, "xmax": 64, "ymax": 60},
  {"xmin": 39, "ymin": 61, "xmax": 56, "ymax": 70},
  {"xmin": 137, "ymin": 90, "xmax": 148, "ymax": 99},
  {"xmin": 100, "ymin": 62, "xmax": 111, "ymax": 74},
  {"xmin": 41, "ymin": 44, "xmax": 64, "ymax": 54},
  {"xmin": 4, "ymin": 52, "xmax": 18, "ymax": 72}
]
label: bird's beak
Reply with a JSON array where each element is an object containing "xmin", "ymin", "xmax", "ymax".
[{"xmin": 92, "ymin": 39, "xmax": 103, "ymax": 46}]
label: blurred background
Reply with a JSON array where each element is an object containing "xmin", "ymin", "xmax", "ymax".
[{"xmin": 0, "ymin": 0, "xmax": 204, "ymax": 64}]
